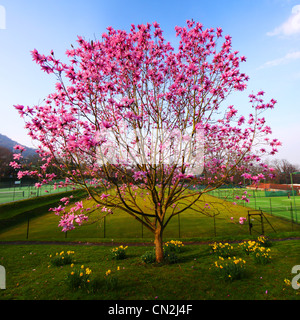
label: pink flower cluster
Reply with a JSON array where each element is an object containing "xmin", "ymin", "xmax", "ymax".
[
  {"xmin": 239, "ymin": 217, "xmax": 247, "ymax": 225},
  {"xmin": 11, "ymin": 21, "xmax": 280, "ymax": 232}
]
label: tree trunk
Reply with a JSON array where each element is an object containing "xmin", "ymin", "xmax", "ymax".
[{"xmin": 154, "ymin": 225, "xmax": 164, "ymax": 263}]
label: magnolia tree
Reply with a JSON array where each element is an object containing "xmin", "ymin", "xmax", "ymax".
[{"xmin": 12, "ymin": 21, "xmax": 280, "ymax": 262}]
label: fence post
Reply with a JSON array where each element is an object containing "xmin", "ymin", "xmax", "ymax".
[
  {"xmin": 178, "ymin": 213, "xmax": 181, "ymax": 239},
  {"xmin": 290, "ymin": 203, "xmax": 294, "ymax": 231},
  {"xmin": 261, "ymin": 213, "xmax": 264, "ymax": 235},
  {"xmin": 26, "ymin": 217, "xmax": 30, "ymax": 239},
  {"xmin": 213, "ymin": 214, "xmax": 216, "ymax": 237},
  {"xmin": 248, "ymin": 212, "xmax": 252, "ymax": 235},
  {"xmin": 104, "ymin": 216, "xmax": 106, "ymax": 238}
]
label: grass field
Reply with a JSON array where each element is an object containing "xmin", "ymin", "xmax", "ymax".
[
  {"xmin": 0, "ymin": 239, "xmax": 299, "ymax": 300},
  {"xmin": 1, "ymin": 187, "xmax": 300, "ymax": 301},
  {"xmin": 0, "ymin": 189, "xmax": 299, "ymax": 242},
  {"xmin": 209, "ymin": 188, "xmax": 300, "ymax": 222},
  {"xmin": 0, "ymin": 184, "xmax": 74, "ymax": 205}
]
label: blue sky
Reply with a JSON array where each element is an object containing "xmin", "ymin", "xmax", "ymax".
[{"xmin": 0, "ymin": 0, "xmax": 299, "ymax": 165}]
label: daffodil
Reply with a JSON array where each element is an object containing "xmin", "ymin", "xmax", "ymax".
[{"xmin": 86, "ymin": 268, "xmax": 92, "ymax": 275}]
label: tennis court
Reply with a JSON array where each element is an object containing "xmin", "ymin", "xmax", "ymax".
[
  {"xmin": 0, "ymin": 183, "xmax": 73, "ymax": 204},
  {"xmin": 209, "ymin": 187, "xmax": 300, "ymax": 223}
]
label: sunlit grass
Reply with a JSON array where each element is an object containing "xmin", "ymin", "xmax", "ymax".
[
  {"xmin": 0, "ymin": 239, "xmax": 300, "ymax": 300},
  {"xmin": 0, "ymin": 188, "xmax": 299, "ymax": 241}
]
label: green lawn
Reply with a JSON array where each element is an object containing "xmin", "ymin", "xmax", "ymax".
[
  {"xmin": 0, "ymin": 239, "xmax": 299, "ymax": 300},
  {"xmin": 209, "ymin": 188, "xmax": 300, "ymax": 222},
  {"xmin": 1, "ymin": 192, "xmax": 299, "ymax": 242},
  {"xmin": 1, "ymin": 188, "xmax": 300, "ymax": 301},
  {"xmin": 0, "ymin": 184, "xmax": 74, "ymax": 205}
]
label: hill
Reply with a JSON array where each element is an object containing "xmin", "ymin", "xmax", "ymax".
[{"xmin": 0, "ymin": 133, "xmax": 37, "ymax": 158}]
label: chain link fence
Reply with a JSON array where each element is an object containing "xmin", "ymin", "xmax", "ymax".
[{"xmin": 0, "ymin": 181, "xmax": 73, "ymax": 204}]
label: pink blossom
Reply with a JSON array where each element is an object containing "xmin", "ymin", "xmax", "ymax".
[
  {"xmin": 242, "ymin": 173, "xmax": 252, "ymax": 180},
  {"xmin": 12, "ymin": 20, "xmax": 280, "ymax": 241},
  {"xmin": 102, "ymin": 121, "xmax": 113, "ymax": 129},
  {"xmin": 133, "ymin": 171, "xmax": 146, "ymax": 181},
  {"xmin": 74, "ymin": 201, "xmax": 83, "ymax": 211},
  {"xmin": 239, "ymin": 217, "xmax": 247, "ymax": 225},
  {"xmin": 49, "ymin": 205, "xmax": 65, "ymax": 215},
  {"xmin": 10, "ymin": 161, "xmax": 21, "ymax": 169},
  {"xmin": 13, "ymin": 145, "xmax": 25, "ymax": 152},
  {"xmin": 238, "ymin": 116, "xmax": 245, "ymax": 125}
]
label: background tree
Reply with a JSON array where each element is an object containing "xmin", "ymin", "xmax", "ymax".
[
  {"xmin": 271, "ymin": 159, "xmax": 300, "ymax": 184},
  {"xmin": 0, "ymin": 146, "xmax": 13, "ymax": 178},
  {"xmin": 13, "ymin": 21, "xmax": 279, "ymax": 262}
]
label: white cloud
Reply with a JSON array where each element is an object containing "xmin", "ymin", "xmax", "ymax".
[
  {"xmin": 292, "ymin": 4, "xmax": 300, "ymax": 15},
  {"xmin": 267, "ymin": 5, "xmax": 300, "ymax": 36},
  {"xmin": 259, "ymin": 51, "xmax": 300, "ymax": 69}
]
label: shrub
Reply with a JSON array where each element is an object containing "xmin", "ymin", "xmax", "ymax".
[
  {"xmin": 111, "ymin": 245, "xmax": 128, "ymax": 260},
  {"xmin": 104, "ymin": 269, "xmax": 119, "ymax": 290},
  {"xmin": 164, "ymin": 240, "xmax": 184, "ymax": 253},
  {"xmin": 238, "ymin": 238, "xmax": 272, "ymax": 264},
  {"xmin": 141, "ymin": 250, "xmax": 156, "ymax": 264},
  {"xmin": 65, "ymin": 265, "xmax": 121, "ymax": 292},
  {"xmin": 214, "ymin": 256, "xmax": 246, "ymax": 281},
  {"xmin": 251, "ymin": 246, "xmax": 272, "ymax": 265},
  {"xmin": 163, "ymin": 250, "xmax": 179, "ymax": 264},
  {"xmin": 140, "ymin": 246, "xmax": 180, "ymax": 264},
  {"xmin": 66, "ymin": 264, "xmax": 93, "ymax": 291},
  {"xmin": 238, "ymin": 240, "xmax": 257, "ymax": 255},
  {"xmin": 257, "ymin": 235, "xmax": 272, "ymax": 247},
  {"xmin": 210, "ymin": 242, "xmax": 234, "ymax": 257},
  {"xmin": 49, "ymin": 250, "xmax": 74, "ymax": 266}
]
